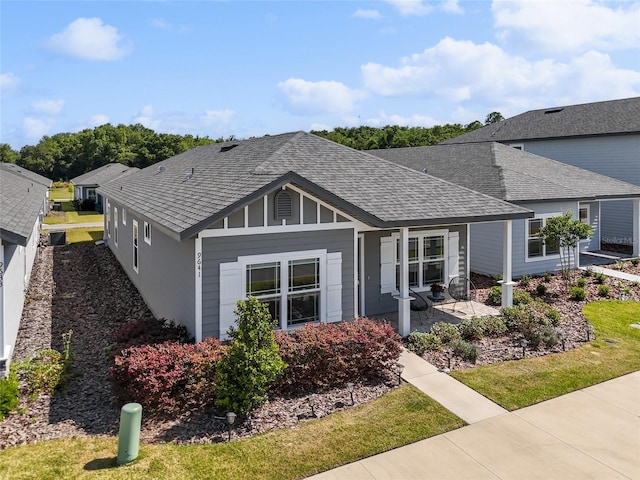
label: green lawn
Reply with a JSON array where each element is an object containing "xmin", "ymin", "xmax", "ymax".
[
  {"xmin": 44, "ymin": 202, "xmax": 103, "ymax": 225},
  {"xmin": 451, "ymin": 300, "xmax": 640, "ymax": 410},
  {"xmin": 50, "ymin": 186, "xmax": 74, "ymax": 201},
  {"xmin": 66, "ymin": 228, "xmax": 104, "ymax": 244},
  {"xmin": 0, "ymin": 384, "xmax": 464, "ymax": 480}
]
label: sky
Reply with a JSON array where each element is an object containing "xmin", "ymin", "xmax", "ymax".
[{"xmin": 1, "ymin": 0, "xmax": 639, "ymax": 150}]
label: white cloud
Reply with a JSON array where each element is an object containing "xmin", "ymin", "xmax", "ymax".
[
  {"xmin": 133, "ymin": 105, "xmax": 161, "ymax": 130},
  {"xmin": 493, "ymin": 0, "xmax": 640, "ymax": 52},
  {"xmin": 365, "ymin": 111, "xmax": 439, "ymax": 127},
  {"xmin": 352, "ymin": 9, "xmax": 382, "ymax": 19},
  {"xmin": 441, "ymin": 0, "xmax": 463, "ymax": 14},
  {"xmin": 277, "ymin": 78, "xmax": 365, "ymax": 115},
  {"xmin": 0, "ymin": 72, "xmax": 21, "ymax": 96},
  {"xmin": 150, "ymin": 18, "xmax": 173, "ymax": 29},
  {"xmin": 89, "ymin": 114, "xmax": 110, "ymax": 126},
  {"xmin": 202, "ymin": 109, "xmax": 235, "ymax": 125},
  {"xmin": 382, "ymin": 0, "xmax": 433, "ymax": 16},
  {"xmin": 360, "ymin": 37, "xmax": 640, "ymax": 106},
  {"xmin": 31, "ymin": 99, "xmax": 65, "ymax": 115},
  {"xmin": 47, "ymin": 17, "xmax": 131, "ymax": 60},
  {"xmin": 23, "ymin": 117, "xmax": 53, "ymax": 140}
]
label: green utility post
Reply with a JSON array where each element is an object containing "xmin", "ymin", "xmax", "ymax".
[{"xmin": 117, "ymin": 402, "xmax": 142, "ymax": 465}]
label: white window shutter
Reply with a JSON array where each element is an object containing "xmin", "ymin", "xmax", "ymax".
[
  {"xmin": 380, "ymin": 236, "xmax": 394, "ymax": 294},
  {"xmin": 219, "ymin": 261, "xmax": 241, "ymax": 340},
  {"xmin": 448, "ymin": 231, "xmax": 459, "ymax": 283},
  {"xmin": 326, "ymin": 252, "xmax": 342, "ymax": 323}
]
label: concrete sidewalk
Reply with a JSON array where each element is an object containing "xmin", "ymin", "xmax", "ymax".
[
  {"xmin": 309, "ymin": 370, "xmax": 640, "ymax": 480},
  {"xmin": 42, "ymin": 222, "xmax": 104, "ymax": 230},
  {"xmin": 580, "ymin": 264, "xmax": 640, "ymax": 283}
]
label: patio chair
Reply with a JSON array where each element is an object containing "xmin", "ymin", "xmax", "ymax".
[
  {"xmin": 447, "ymin": 276, "xmax": 477, "ymax": 314},
  {"xmin": 409, "ymin": 288, "xmax": 433, "ymax": 323}
]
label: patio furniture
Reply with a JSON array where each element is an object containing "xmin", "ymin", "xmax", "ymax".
[
  {"xmin": 447, "ymin": 276, "xmax": 477, "ymax": 314},
  {"xmin": 409, "ymin": 288, "xmax": 433, "ymax": 323}
]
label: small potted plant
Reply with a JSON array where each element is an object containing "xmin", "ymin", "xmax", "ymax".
[{"xmin": 431, "ymin": 282, "xmax": 444, "ymax": 299}]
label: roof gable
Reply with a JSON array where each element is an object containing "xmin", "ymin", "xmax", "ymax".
[{"xmin": 71, "ymin": 163, "xmax": 137, "ymax": 186}]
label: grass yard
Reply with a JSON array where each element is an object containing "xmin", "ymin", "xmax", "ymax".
[
  {"xmin": 451, "ymin": 300, "xmax": 640, "ymax": 410},
  {"xmin": 44, "ymin": 201, "xmax": 103, "ymax": 225},
  {"xmin": 0, "ymin": 384, "xmax": 464, "ymax": 480},
  {"xmin": 66, "ymin": 228, "xmax": 104, "ymax": 244},
  {"xmin": 49, "ymin": 185, "xmax": 74, "ymax": 201}
]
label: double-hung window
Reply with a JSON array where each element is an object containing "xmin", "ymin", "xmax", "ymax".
[
  {"xmin": 144, "ymin": 221, "xmax": 151, "ymax": 245},
  {"xmin": 527, "ymin": 216, "xmax": 560, "ymax": 260},
  {"xmin": 106, "ymin": 200, "xmax": 111, "ymax": 238},
  {"xmin": 132, "ymin": 220, "xmax": 139, "ymax": 273},
  {"xmin": 394, "ymin": 232, "xmax": 446, "ymax": 291},
  {"xmin": 114, "ymin": 208, "xmax": 118, "ymax": 246}
]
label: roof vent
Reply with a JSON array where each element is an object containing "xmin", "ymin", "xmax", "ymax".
[
  {"xmin": 422, "ymin": 168, "xmax": 428, "ymax": 174},
  {"xmin": 157, "ymin": 165, "xmax": 166, "ymax": 173},
  {"xmin": 544, "ymin": 108, "xmax": 564, "ymax": 114},
  {"xmin": 220, "ymin": 144, "xmax": 239, "ymax": 152},
  {"xmin": 274, "ymin": 190, "xmax": 293, "ymax": 220}
]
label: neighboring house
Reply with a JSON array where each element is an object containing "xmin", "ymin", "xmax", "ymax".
[
  {"xmin": 98, "ymin": 132, "xmax": 532, "ymax": 340},
  {"xmin": 370, "ymin": 142, "xmax": 640, "ymax": 278},
  {"xmin": 0, "ymin": 163, "xmax": 52, "ymax": 376},
  {"xmin": 439, "ymin": 97, "xmax": 640, "ymax": 253},
  {"xmin": 71, "ymin": 163, "xmax": 137, "ymax": 212}
]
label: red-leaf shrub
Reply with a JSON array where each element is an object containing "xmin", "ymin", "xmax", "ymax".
[
  {"xmin": 273, "ymin": 318, "xmax": 402, "ymax": 394},
  {"xmin": 110, "ymin": 318, "xmax": 193, "ymax": 356},
  {"xmin": 110, "ymin": 337, "xmax": 226, "ymax": 413}
]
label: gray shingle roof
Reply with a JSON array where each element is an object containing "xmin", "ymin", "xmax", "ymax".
[
  {"xmin": 369, "ymin": 142, "xmax": 640, "ymax": 203},
  {"xmin": 98, "ymin": 132, "xmax": 532, "ymax": 240},
  {"xmin": 440, "ymin": 97, "xmax": 640, "ymax": 144},
  {"xmin": 71, "ymin": 163, "xmax": 137, "ymax": 187},
  {"xmin": 0, "ymin": 163, "xmax": 50, "ymax": 245}
]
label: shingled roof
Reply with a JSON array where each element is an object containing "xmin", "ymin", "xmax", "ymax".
[
  {"xmin": 71, "ymin": 163, "xmax": 137, "ymax": 187},
  {"xmin": 0, "ymin": 163, "xmax": 51, "ymax": 245},
  {"xmin": 369, "ymin": 142, "xmax": 640, "ymax": 204},
  {"xmin": 98, "ymin": 131, "xmax": 532, "ymax": 240},
  {"xmin": 440, "ymin": 97, "xmax": 640, "ymax": 144}
]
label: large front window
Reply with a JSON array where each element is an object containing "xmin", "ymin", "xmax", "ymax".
[
  {"xmin": 527, "ymin": 217, "xmax": 560, "ymax": 260},
  {"xmin": 246, "ymin": 257, "xmax": 321, "ymax": 328},
  {"xmin": 395, "ymin": 233, "xmax": 445, "ymax": 290}
]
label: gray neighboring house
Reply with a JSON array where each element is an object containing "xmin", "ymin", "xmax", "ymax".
[
  {"xmin": 440, "ymin": 97, "xmax": 640, "ymax": 253},
  {"xmin": 98, "ymin": 131, "xmax": 532, "ymax": 340},
  {"xmin": 0, "ymin": 163, "xmax": 51, "ymax": 375},
  {"xmin": 71, "ymin": 163, "xmax": 137, "ymax": 212},
  {"xmin": 370, "ymin": 142, "xmax": 640, "ymax": 278}
]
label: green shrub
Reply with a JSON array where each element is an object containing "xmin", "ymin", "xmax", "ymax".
[
  {"xmin": 632, "ymin": 258, "xmax": 639, "ymax": 266},
  {"xmin": 487, "ymin": 285, "xmax": 502, "ymax": 305},
  {"xmin": 216, "ymin": 296, "xmax": 286, "ymax": 415},
  {"xmin": 527, "ymin": 325, "xmax": 559, "ymax": 350},
  {"xmin": 519, "ymin": 274, "xmax": 531, "ymax": 287},
  {"xmin": 513, "ymin": 290, "xmax": 533, "ymax": 305},
  {"xmin": 536, "ymin": 283, "xmax": 547, "ymax": 295},
  {"xmin": 0, "ymin": 370, "xmax": 20, "ymax": 420},
  {"xmin": 582, "ymin": 267, "xmax": 593, "ymax": 277},
  {"xmin": 569, "ymin": 286, "xmax": 586, "ymax": 301},
  {"xmin": 406, "ymin": 331, "xmax": 441, "ymax": 356},
  {"xmin": 500, "ymin": 300, "xmax": 560, "ymax": 347},
  {"xmin": 543, "ymin": 271, "xmax": 553, "ymax": 283},
  {"xmin": 597, "ymin": 285, "xmax": 610, "ymax": 297},
  {"xmin": 430, "ymin": 322, "xmax": 461, "ymax": 344},
  {"xmin": 449, "ymin": 339, "xmax": 480, "ymax": 363},
  {"xmin": 575, "ymin": 278, "xmax": 587, "ymax": 288},
  {"xmin": 594, "ymin": 272, "xmax": 607, "ymax": 284},
  {"xmin": 458, "ymin": 317, "xmax": 485, "ymax": 341},
  {"xmin": 481, "ymin": 316, "xmax": 508, "ymax": 337}
]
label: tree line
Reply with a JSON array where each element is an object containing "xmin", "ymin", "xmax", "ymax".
[{"xmin": 0, "ymin": 113, "xmax": 503, "ymax": 181}]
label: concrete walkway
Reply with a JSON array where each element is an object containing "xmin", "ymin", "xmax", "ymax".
[
  {"xmin": 309, "ymin": 365, "xmax": 640, "ymax": 480},
  {"xmin": 42, "ymin": 221, "xmax": 104, "ymax": 230},
  {"xmin": 580, "ymin": 264, "xmax": 640, "ymax": 283}
]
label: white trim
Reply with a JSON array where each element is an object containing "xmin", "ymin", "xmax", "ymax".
[
  {"xmin": 244, "ymin": 206, "xmax": 249, "ymax": 228},
  {"xmin": 122, "ymin": 208, "xmax": 127, "ymax": 226},
  {"xmin": 578, "ymin": 203, "xmax": 591, "ymax": 244},
  {"xmin": 199, "ymin": 221, "xmax": 356, "ymax": 238},
  {"xmin": 0, "ymin": 241, "xmax": 5, "ymax": 360},
  {"xmin": 356, "ymin": 232, "xmax": 362, "ymax": 317},
  {"xmin": 195, "ymin": 235, "xmax": 203, "ymax": 342},
  {"xmin": 113, "ymin": 207, "xmax": 119, "ymax": 247},
  {"xmin": 106, "ymin": 200, "xmax": 111, "ymax": 238},
  {"xmin": 525, "ymin": 213, "xmax": 562, "ymax": 263},
  {"xmin": 143, "ymin": 221, "xmax": 152, "ymax": 246},
  {"xmin": 263, "ymin": 195, "xmax": 268, "ymax": 226},
  {"xmin": 286, "ymin": 184, "xmax": 361, "ymax": 224},
  {"xmin": 132, "ymin": 220, "xmax": 139, "ymax": 274}
]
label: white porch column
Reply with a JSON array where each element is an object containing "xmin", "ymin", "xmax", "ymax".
[
  {"xmin": 397, "ymin": 227, "xmax": 411, "ymax": 337},
  {"xmin": 633, "ymin": 199, "xmax": 640, "ymax": 258},
  {"xmin": 501, "ymin": 220, "xmax": 514, "ymax": 308}
]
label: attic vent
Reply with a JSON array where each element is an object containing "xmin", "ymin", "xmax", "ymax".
[
  {"xmin": 544, "ymin": 108, "xmax": 564, "ymax": 114},
  {"xmin": 274, "ymin": 190, "xmax": 293, "ymax": 220},
  {"xmin": 220, "ymin": 144, "xmax": 239, "ymax": 152}
]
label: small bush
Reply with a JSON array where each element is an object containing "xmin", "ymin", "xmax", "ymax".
[
  {"xmin": 0, "ymin": 370, "xmax": 20, "ymax": 420},
  {"xmin": 582, "ymin": 267, "xmax": 593, "ymax": 277},
  {"xmin": 487, "ymin": 285, "xmax": 502, "ymax": 305},
  {"xmin": 536, "ymin": 283, "xmax": 547, "ymax": 295},
  {"xmin": 14, "ymin": 350, "xmax": 65, "ymax": 399},
  {"xmin": 519, "ymin": 274, "xmax": 531, "ymax": 287},
  {"xmin": 110, "ymin": 318, "xmax": 192, "ymax": 356},
  {"xmin": 407, "ymin": 331, "xmax": 441, "ymax": 356},
  {"xmin": 615, "ymin": 260, "xmax": 625, "ymax": 271},
  {"xmin": 449, "ymin": 339, "xmax": 480, "ymax": 363},
  {"xmin": 575, "ymin": 278, "xmax": 587, "ymax": 288},
  {"xmin": 597, "ymin": 285, "xmax": 610, "ymax": 297},
  {"xmin": 632, "ymin": 258, "xmax": 639, "ymax": 266},
  {"xmin": 500, "ymin": 300, "xmax": 560, "ymax": 346},
  {"xmin": 528, "ymin": 326, "xmax": 559, "ymax": 350},
  {"xmin": 543, "ymin": 271, "xmax": 553, "ymax": 283},
  {"xmin": 594, "ymin": 272, "xmax": 607, "ymax": 284},
  {"xmin": 513, "ymin": 290, "xmax": 532, "ymax": 305},
  {"xmin": 481, "ymin": 316, "xmax": 508, "ymax": 337},
  {"xmin": 458, "ymin": 317, "xmax": 485, "ymax": 341},
  {"xmin": 430, "ymin": 322, "xmax": 461, "ymax": 344},
  {"xmin": 569, "ymin": 286, "xmax": 586, "ymax": 301}
]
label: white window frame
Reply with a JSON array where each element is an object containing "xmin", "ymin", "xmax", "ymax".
[
  {"xmin": 143, "ymin": 221, "xmax": 152, "ymax": 245},
  {"xmin": 122, "ymin": 208, "xmax": 127, "ymax": 226},
  {"xmin": 240, "ymin": 250, "xmax": 327, "ymax": 330},
  {"xmin": 578, "ymin": 204, "xmax": 591, "ymax": 243},
  {"xmin": 87, "ymin": 188, "xmax": 97, "ymax": 201},
  {"xmin": 132, "ymin": 220, "xmax": 139, "ymax": 273},
  {"xmin": 391, "ymin": 229, "xmax": 448, "ymax": 293},
  {"xmin": 106, "ymin": 200, "xmax": 111, "ymax": 238},
  {"xmin": 525, "ymin": 213, "xmax": 561, "ymax": 262},
  {"xmin": 114, "ymin": 207, "xmax": 119, "ymax": 247}
]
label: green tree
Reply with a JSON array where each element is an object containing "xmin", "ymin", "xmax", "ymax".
[
  {"xmin": 484, "ymin": 112, "xmax": 504, "ymax": 125},
  {"xmin": 215, "ymin": 296, "xmax": 286, "ymax": 415},
  {"xmin": 538, "ymin": 211, "xmax": 593, "ymax": 286},
  {"xmin": 0, "ymin": 144, "xmax": 19, "ymax": 163}
]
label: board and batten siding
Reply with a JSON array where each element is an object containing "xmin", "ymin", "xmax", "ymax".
[
  {"xmin": 363, "ymin": 225, "xmax": 467, "ymax": 317},
  {"xmin": 201, "ymin": 229, "xmax": 355, "ymax": 339},
  {"xmin": 105, "ymin": 198, "xmax": 196, "ymax": 336},
  {"xmin": 519, "ymin": 135, "xmax": 640, "ymax": 246}
]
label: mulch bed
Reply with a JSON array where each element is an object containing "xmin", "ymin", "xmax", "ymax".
[{"xmin": 2, "ymin": 244, "xmax": 638, "ymax": 449}]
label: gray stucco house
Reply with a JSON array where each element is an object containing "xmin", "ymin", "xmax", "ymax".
[
  {"xmin": 370, "ymin": 142, "xmax": 640, "ymax": 278},
  {"xmin": 0, "ymin": 163, "xmax": 51, "ymax": 375},
  {"xmin": 440, "ymin": 97, "xmax": 640, "ymax": 253},
  {"xmin": 71, "ymin": 163, "xmax": 137, "ymax": 212},
  {"xmin": 98, "ymin": 131, "xmax": 532, "ymax": 340}
]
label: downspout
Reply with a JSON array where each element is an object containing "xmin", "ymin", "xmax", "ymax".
[{"xmin": 0, "ymin": 240, "xmax": 5, "ymax": 375}]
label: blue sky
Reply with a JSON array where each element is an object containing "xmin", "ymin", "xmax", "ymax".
[{"xmin": 1, "ymin": 0, "xmax": 639, "ymax": 149}]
